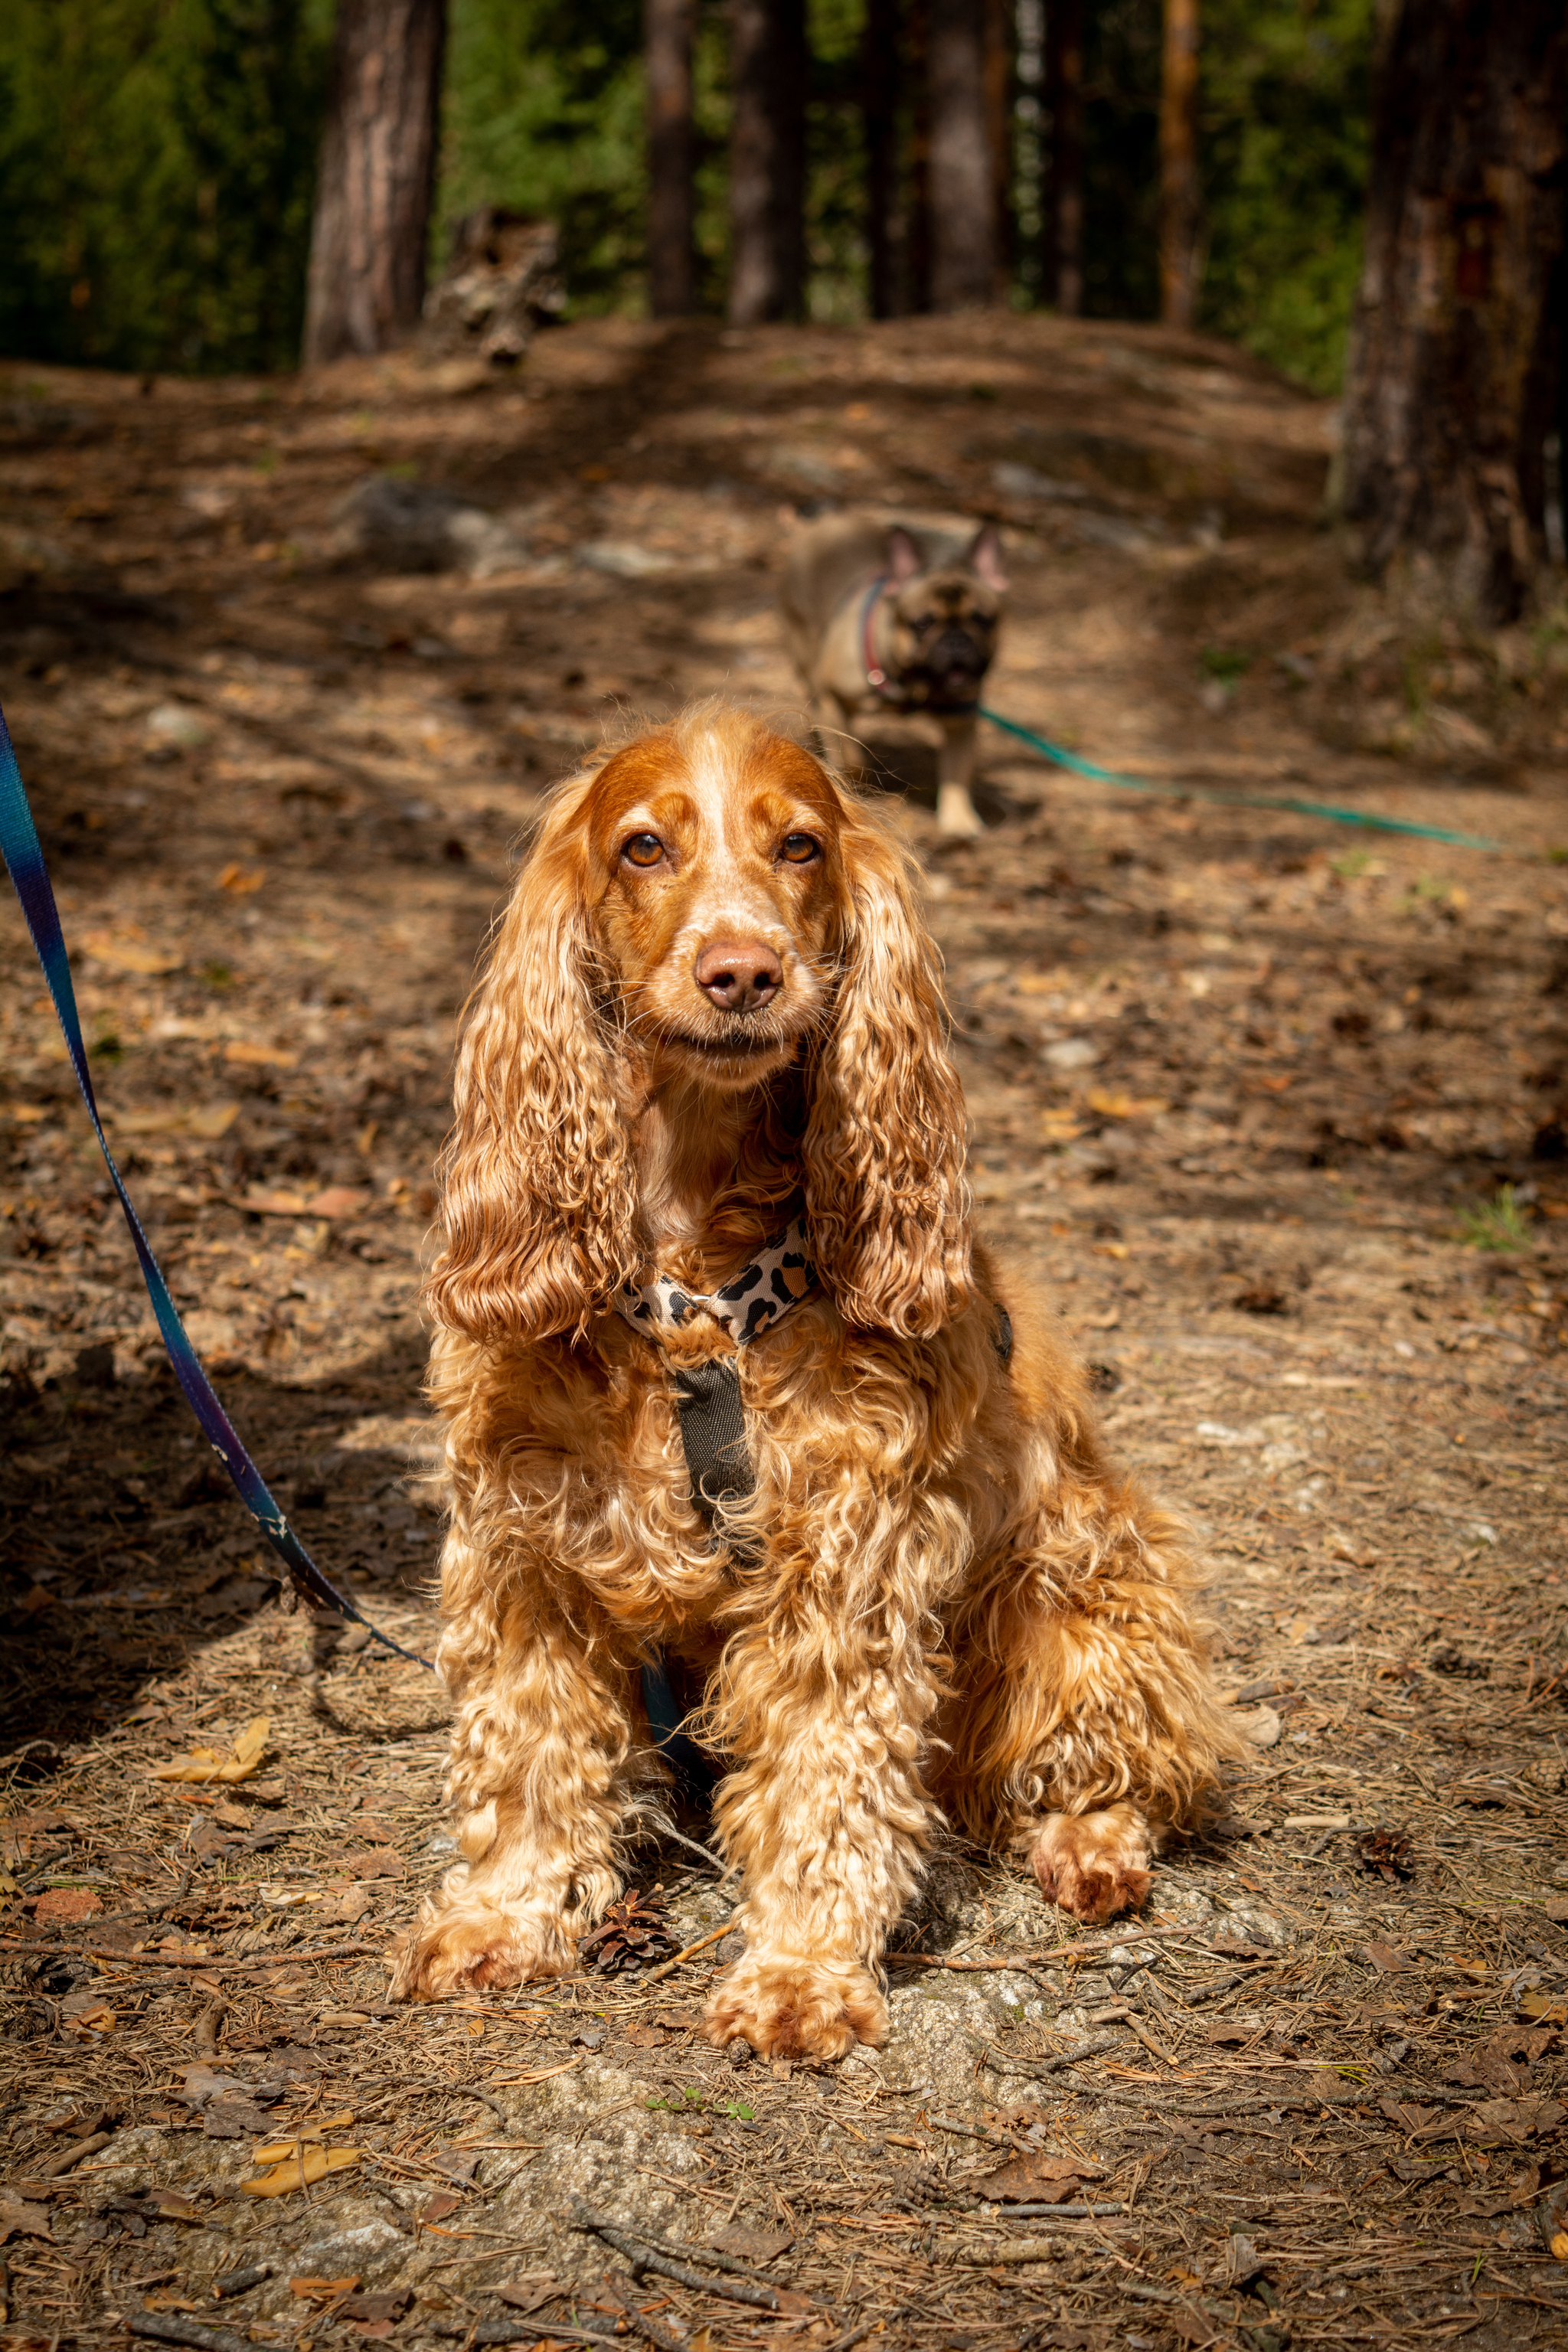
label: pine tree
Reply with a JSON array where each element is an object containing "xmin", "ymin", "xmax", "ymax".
[
  {"xmin": 1339, "ymin": 0, "xmax": 1568, "ymax": 619},
  {"xmin": 302, "ymin": 0, "xmax": 448, "ymax": 364}
]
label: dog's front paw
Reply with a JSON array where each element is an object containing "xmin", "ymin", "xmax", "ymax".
[
  {"xmin": 1029, "ymin": 1805, "xmax": 1153, "ymax": 1924},
  {"xmin": 388, "ymin": 1892, "xmax": 575, "ymax": 2001},
  {"xmin": 936, "ymin": 783, "xmax": 984, "ymax": 838},
  {"xmin": 704, "ymin": 1953, "xmax": 887, "ymax": 2063}
]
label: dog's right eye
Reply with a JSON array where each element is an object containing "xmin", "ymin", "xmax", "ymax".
[{"xmin": 622, "ymin": 833, "xmax": 665, "ymax": 868}]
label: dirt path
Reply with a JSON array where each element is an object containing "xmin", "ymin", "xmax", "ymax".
[{"xmin": 2, "ymin": 316, "xmax": 1566, "ymax": 2352}]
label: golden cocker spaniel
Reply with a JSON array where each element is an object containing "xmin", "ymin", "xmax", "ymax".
[{"xmin": 390, "ymin": 703, "xmax": 1239, "ymax": 2060}]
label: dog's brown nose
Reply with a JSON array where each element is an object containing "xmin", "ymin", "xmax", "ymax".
[{"xmin": 694, "ymin": 939, "xmax": 782, "ymax": 1013}]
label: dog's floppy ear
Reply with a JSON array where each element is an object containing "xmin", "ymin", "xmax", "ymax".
[
  {"xmin": 886, "ymin": 524, "xmax": 923, "ymax": 583},
  {"xmin": 424, "ymin": 783, "xmax": 637, "ymax": 1344},
  {"xmin": 964, "ymin": 521, "xmax": 1008, "ymax": 593},
  {"xmin": 803, "ymin": 815, "xmax": 972, "ymax": 1338}
]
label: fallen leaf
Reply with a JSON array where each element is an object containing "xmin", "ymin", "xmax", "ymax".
[
  {"xmin": 152, "ymin": 1717, "xmax": 270, "ymax": 1785},
  {"xmin": 224, "ymin": 1039, "xmax": 295, "ymax": 1070},
  {"xmin": 971, "ymin": 2152, "xmax": 1101, "ymax": 2202},
  {"xmin": 1363, "ymin": 1942, "xmax": 1412, "ymax": 1973},
  {"xmin": 1471, "ymin": 2096, "xmax": 1566, "ymax": 2141},
  {"xmin": 148, "ymin": 2188, "xmax": 205, "ymax": 2222},
  {"xmin": 62, "ymin": 1997, "xmax": 116, "ymax": 2037},
  {"xmin": 243, "ymin": 2147, "xmax": 360, "ymax": 2197},
  {"xmin": 110, "ymin": 1101, "xmax": 240, "ymax": 1140},
  {"xmin": 80, "ymin": 929, "xmax": 183, "ymax": 976},
  {"xmin": 1223, "ymin": 2233, "xmax": 1265, "ymax": 2288},
  {"xmin": 1085, "ymin": 1088, "xmax": 1168, "ymax": 1121},
  {"xmin": 1232, "ymin": 1704, "xmax": 1282, "ymax": 1749},
  {"xmin": 707, "ymin": 2225, "xmax": 793, "ymax": 2261},
  {"xmin": 217, "ymin": 864, "xmax": 266, "ymax": 896},
  {"xmin": 236, "ymin": 1187, "xmax": 310, "ymax": 1214},
  {"xmin": 337, "ymin": 1850, "xmax": 403, "ymax": 1880},
  {"xmin": 495, "ymin": 2281, "xmax": 560, "ymax": 2316},
  {"xmin": 0, "ymin": 2191, "xmax": 53, "ymax": 2243},
  {"xmin": 418, "ymin": 2190, "xmax": 462, "ymax": 2224},
  {"xmin": 340, "ymin": 2291, "xmax": 411, "ymax": 2324},
  {"xmin": 1517, "ymin": 1989, "xmax": 1568, "ymax": 2024},
  {"xmin": 34, "ymin": 1886, "xmax": 102, "ymax": 1925},
  {"xmin": 290, "ymin": 2277, "xmax": 361, "ymax": 2301},
  {"xmin": 306, "ymin": 1185, "xmax": 369, "ymax": 1219}
]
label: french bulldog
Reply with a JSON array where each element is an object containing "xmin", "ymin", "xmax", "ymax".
[{"xmin": 779, "ymin": 514, "xmax": 1007, "ymax": 835}]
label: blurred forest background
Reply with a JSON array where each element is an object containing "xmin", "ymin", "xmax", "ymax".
[{"xmin": 0, "ymin": 0, "xmax": 1373, "ymax": 393}]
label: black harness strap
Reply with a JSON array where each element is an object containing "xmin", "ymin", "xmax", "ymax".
[
  {"xmin": 671, "ymin": 1306, "xmax": 1014, "ymax": 1547},
  {"xmin": 671, "ymin": 1357, "xmax": 754, "ymax": 1529}
]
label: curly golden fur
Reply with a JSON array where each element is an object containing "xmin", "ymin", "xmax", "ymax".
[{"xmin": 390, "ymin": 702, "xmax": 1243, "ymax": 2060}]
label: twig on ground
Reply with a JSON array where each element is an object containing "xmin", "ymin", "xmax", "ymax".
[
  {"xmin": 571, "ymin": 2200, "xmax": 784, "ymax": 2311},
  {"xmin": 129, "ymin": 2314, "xmax": 254, "ymax": 2352},
  {"xmin": 642, "ymin": 1919, "xmax": 736, "ymax": 1985}
]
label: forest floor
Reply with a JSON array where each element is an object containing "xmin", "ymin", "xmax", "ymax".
[{"xmin": 2, "ymin": 312, "xmax": 1567, "ymax": 2352}]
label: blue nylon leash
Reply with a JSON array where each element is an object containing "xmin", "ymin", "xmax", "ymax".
[
  {"xmin": 978, "ymin": 704, "xmax": 1514, "ymax": 855},
  {"xmin": 0, "ymin": 701, "xmax": 432, "ymax": 1670}
]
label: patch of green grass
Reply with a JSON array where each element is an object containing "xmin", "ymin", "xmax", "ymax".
[
  {"xmin": 1200, "ymin": 645, "xmax": 1254, "ymax": 684},
  {"xmin": 200, "ymin": 961, "xmax": 234, "ymax": 990},
  {"xmin": 1457, "ymin": 1185, "xmax": 1531, "ymax": 1253},
  {"xmin": 89, "ymin": 1021, "xmax": 122, "ymax": 1063},
  {"xmin": 1329, "ymin": 848, "xmax": 1374, "ymax": 880}
]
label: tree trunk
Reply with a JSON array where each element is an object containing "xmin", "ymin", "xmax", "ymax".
[
  {"xmin": 1044, "ymin": 0, "xmax": 1083, "ymax": 315},
  {"xmin": 728, "ymin": 0, "xmax": 807, "ymax": 325},
  {"xmin": 646, "ymin": 0, "xmax": 697, "ymax": 315},
  {"xmin": 985, "ymin": 0, "xmax": 1014, "ymax": 305},
  {"xmin": 302, "ymin": 0, "xmax": 446, "ymax": 366},
  {"xmin": 928, "ymin": 0, "xmax": 993, "ymax": 310},
  {"xmin": 1340, "ymin": 0, "xmax": 1568, "ymax": 622},
  {"xmin": 1158, "ymin": 0, "xmax": 1200, "ymax": 331},
  {"xmin": 907, "ymin": 0, "xmax": 933, "ymax": 313},
  {"xmin": 863, "ymin": 0, "xmax": 902, "ymax": 318}
]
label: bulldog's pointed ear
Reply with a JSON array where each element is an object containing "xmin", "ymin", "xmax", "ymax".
[
  {"xmin": 964, "ymin": 522, "xmax": 1008, "ymax": 593},
  {"xmin": 886, "ymin": 525, "xmax": 923, "ymax": 583}
]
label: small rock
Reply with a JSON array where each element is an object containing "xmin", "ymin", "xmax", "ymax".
[{"xmin": 1044, "ymin": 1037, "xmax": 1099, "ymax": 1071}]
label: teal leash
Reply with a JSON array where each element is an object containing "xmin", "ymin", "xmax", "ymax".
[{"xmin": 977, "ymin": 704, "xmax": 1515, "ymax": 856}]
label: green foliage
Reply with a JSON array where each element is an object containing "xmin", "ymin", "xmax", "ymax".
[
  {"xmin": 1197, "ymin": 0, "xmax": 1377, "ymax": 391},
  {"xmin": 0, "ymin": 0, "xmax": 329, "ymax": 374},
  {"xmin": 0, "ymin": 0, "xmax": 1376, "ymax": 390},
  {"xmin": 440, "ymin": 0, "xmax": 647, "ymax": 312},
  {"xmin": 1457, "ymin": 1185, "xmax": 1532, "ymax": 1253}
]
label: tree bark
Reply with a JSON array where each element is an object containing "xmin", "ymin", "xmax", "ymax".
[
  {"xmin": 1158, "ymin": 0, "xmax": 1200, "ymax": 331},
  {"xmin": 985, "ymin": 0, "xmax": 1014, "ymax": 305},
  {"xmin": 728, "ymin": 0, "xmax": 807, "ymax": 325},
  {"xmin": 863, "ymin": 0, "xmax": 902, "ymax": 318},
  {"xmin": 302, "ymin": 0, "xmax": 446, "ymax": 366},
  {"xmin": 907, "ymin": 0, "xmax": 933, "ymax": 313},
  {"xmin": 1340, "ymin": 0, "xmax": 1568, "ymax": 622},
  {"xmin": 1044, "ymin": 0, "xmax": 1083, "ymax": 315},
  {"xmin": 646, "ymin": 0, "xmax": 697, "ymax": 315},
  {"xmin": 928, "ymin": 0, "xmax": 994, "ymax": 310}
]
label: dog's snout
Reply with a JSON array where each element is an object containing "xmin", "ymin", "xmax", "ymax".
[{"xmin": 694, "ymin": 939, "xmax": 783, "ymax": 1014}]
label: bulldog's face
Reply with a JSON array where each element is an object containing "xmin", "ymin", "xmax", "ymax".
[{"xmin": 884, "ymin": 524, "xmax": 1007, "ymax": 710}]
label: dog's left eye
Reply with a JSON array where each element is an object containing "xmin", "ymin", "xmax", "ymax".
[
  {"xmin": 779, "ymin": 833, "xmax": 820, "ymax": 864},
  {"xmin": 622, "ymin": 833, "xmax": 666, "ymax": 868}
]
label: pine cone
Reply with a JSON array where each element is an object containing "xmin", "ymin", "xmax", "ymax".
[{"xmin": 577, "ymin": 1889, "xmax": 676, "ymax": 1973}]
